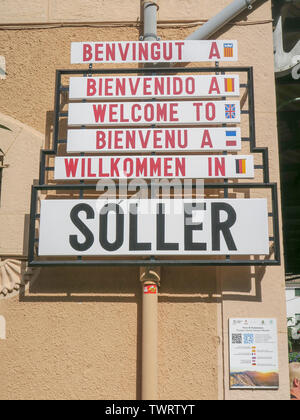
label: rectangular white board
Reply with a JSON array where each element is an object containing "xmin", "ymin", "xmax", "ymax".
[
  {"xmin": 71, "ymin": 40, "xmax": 238, "ymax": 64},
  {"xmin": 229, "ymin": 319, "xmax": 279, "ymax": 389},
  {"xmin": 54, "ymin": 155, "xmax": 254, "ymax": 180},
  {"xmin": 68, "ymin": 101, "xmax": 241, "ymax": 126},
  {"xmin": 38, "ymin": 199, "xmax": 269, "ymax": 256},
  {"xmin": 69, "ymin": 75, "xmax": 240, "ymax": 100},
  {"xmin": 67, "ymin": 127, "xmax": 242, "ymax": 153}
]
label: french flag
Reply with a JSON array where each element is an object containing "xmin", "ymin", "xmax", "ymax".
[{"xmin": 226, "ymin": 130, "xmax": 237, "ymax": 147}]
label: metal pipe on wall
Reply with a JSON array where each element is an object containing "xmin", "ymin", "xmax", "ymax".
[
  {"xmin": 142, "ymin": 0, "xmax": 159, "ymax": 41},
  {"xmin": 140, "ymin": 1, "xmax": 160, "ymax": 401},
  {"xmin": 186, "ymin": 0, "xmax": 258, "ymax": 40},
  {"xmin": 140, "ymin": 268, "xmax": 160, "ymax": 400}
]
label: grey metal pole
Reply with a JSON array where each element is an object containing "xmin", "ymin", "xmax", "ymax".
[
  {"xmin": 142, "ymin": 1, "xmax": 159, "ymax": 41},
  {"xmin": 186, "ymin": 0, "xmax": 258, "ymax": 40}
]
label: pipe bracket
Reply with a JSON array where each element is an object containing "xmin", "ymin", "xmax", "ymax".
[
  {"xmin": 140, "ymin": 267, "xmax": 161, "ymax": 287},
  {"xmin": 143, "ymin": 1, "xmax": 160, "ymax": 11},
  {"xmin": 140, "ymin": 33, "xmax": 160, "ymax": 41}
]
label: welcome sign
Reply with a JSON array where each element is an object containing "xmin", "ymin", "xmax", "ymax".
[
  {"xmin": 38, "ymin": 199, "xmax": 269, "ymax": 257},
  {"xmin": 66, "ymin": 128, "xmax": 242, "ymax": 153},
  {"xmin": 71, "ymin": 40, "xmax": 238, "ymax": 64},
  {"xmin": 68, "ymin": 101, "xmax": 241, "ymax": 126},
  {"xmin": 69, "ymin": 75, "xmax": 240, "ymax": 100},
  {"xmin": 31, "ymin": 39, "xmax": 277, "ymax": 264},
  {"xmin": 54, "ymin": 155, "xmax": 254, "ymax": 180}
]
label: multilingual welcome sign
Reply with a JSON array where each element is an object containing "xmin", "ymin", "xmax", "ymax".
[{"xmin": 29, "ymin": 39, "xmax": 279, "ymax": 264}]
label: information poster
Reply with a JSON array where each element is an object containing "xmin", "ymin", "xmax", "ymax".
[{"xmin": 229, "ymin": 318, "xmax": 279, "ymax": 389}]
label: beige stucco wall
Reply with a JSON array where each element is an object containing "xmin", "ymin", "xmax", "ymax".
[
  {"xmin": 0, "ymin": 113, "xmax": 43, "ymax": 256},
  {"xmin": 0, "ymin": 0, "xmax": 290, "ymax": 400},
  {"xmin": 0, "ymin": 0, "xmax": 269, "ymax": 24}
]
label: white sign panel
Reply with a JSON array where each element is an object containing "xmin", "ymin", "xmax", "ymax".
[
  {"xmin": 54, "ymin": 155, "xmax": 254, "ymax": 180},
  {"xmin": 229, "ymin": 319, "xmax": 279, "ymax": 389},
  {"xmin": 38, "ymin": 199, "xmax": 269, "ymax": 256},
  {"xmin": 67, "ymin": 127, "xmax": 242, "ymax": 153},
  {"xmin": 69, "ymin": 75, "xmax": 240, "ymax": 100},
  {"xmin": 68, "ymin": 101, "xmax": 241, "ymax": 126},
  {"xmin": 71, "ymin": 40, "xmax": 238, "ymax": 64}
]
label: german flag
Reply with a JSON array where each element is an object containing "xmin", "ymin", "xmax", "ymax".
[
  {"xmin": 236, "ymin": 158, "xmax": 247, "ymax": 174},
  {"xmin": 224, "ymin": 78, "xmax": 235, "ymax": 93},
  {"xmin": 224, "ymin": 43, "xmax": 234, "ymax": 58}
]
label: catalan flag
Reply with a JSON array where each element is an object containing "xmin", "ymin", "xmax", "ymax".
[
  {"xmin": 224, "ymin": 77, "xmax": 235, "ymax": 93},
  {"xmin": 236, "ymin": 158, "xmax": 247, "ymax": 174},
  {"xmin": 224, "ymin": 43, "xmax": 234, "ymax": 58},
  {"xmin": 226, "ymin": 130, "xmax": 237, "ymax": 147}
]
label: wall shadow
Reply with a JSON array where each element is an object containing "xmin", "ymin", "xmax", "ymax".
[{"xmin": 158, "ymin": 264, "xmax": 265, "ymax": 304}]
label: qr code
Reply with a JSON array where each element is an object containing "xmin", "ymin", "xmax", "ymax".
[
  {"xmin": 243, "ymin": 333, "xmax": 254, "ymax": 345},
  {"xmin": 232, "ymin": 334, "xmax": 242, "ymax": 344}
]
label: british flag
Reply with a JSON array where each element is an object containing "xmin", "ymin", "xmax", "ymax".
[{"xmin": 225, "ymin": 104, "xmax": 236, "ymax": 120}]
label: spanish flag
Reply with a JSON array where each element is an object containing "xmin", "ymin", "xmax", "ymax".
[
  {"xmin": 236, "ymin": 158, "xmax": 247, "ymax": 174},
  {"xmin": 224, "ymin": 43, "xmax": 234, "ymax": 58},
  {"xmin": 225, "ymin": 78, "xmax": 235, "ymax": 93}
]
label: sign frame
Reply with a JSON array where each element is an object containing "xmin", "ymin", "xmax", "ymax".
[
  {"xmin": 28, "ymin": 66, "xmax": 280, "ymax": 267},
  {"xmin": 28, "ymin": 183, "xmax": 280, "ymax": 267},
  {"xmin": 38, "ymin": 66, "xmax": 270, "ymax": 185}
]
